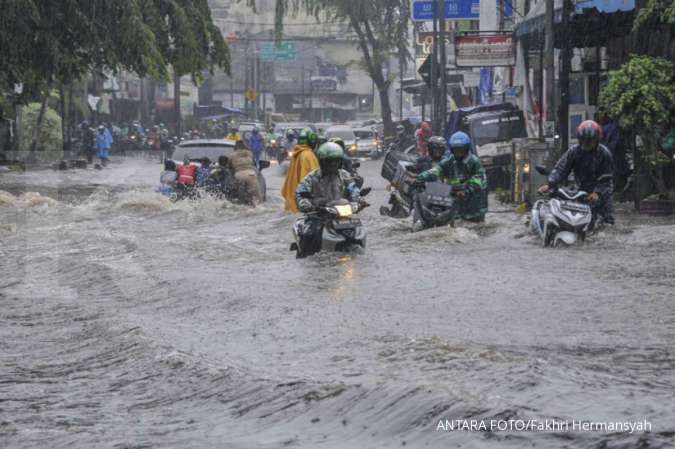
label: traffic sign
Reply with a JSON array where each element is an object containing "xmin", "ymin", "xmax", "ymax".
[
  {"xmin": 411, "ymin": 0, "xmax": 512, "ymax": 21},
  {"xmin": 260, "ymin": 42, "xmax": 296, "ymax": 61},
  {"xmin": 245, "ymin": 88, "xmax": 258, "ymax": 102}
]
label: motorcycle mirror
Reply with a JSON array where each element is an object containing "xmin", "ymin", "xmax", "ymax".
[
  {"xmin": 258, "ymin": 160, "xmax": 271, "ymax": 170},
  {"xmin": 360, "ymin": 187, "xmax": 372, "ymax": 197},
  {"xmin": 352, "ymin": 161, "xmax": 361, "ymax": 169},
  {"xmin": 535, "ymin": 165, "xmax": 549, "ymax": 176}
]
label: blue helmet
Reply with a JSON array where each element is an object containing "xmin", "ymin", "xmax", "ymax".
[{"xmin": 449, "ymin": 131, "xmax": 471, "ymax": 148}]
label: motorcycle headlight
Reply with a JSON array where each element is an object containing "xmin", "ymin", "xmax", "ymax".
[
  {"xmin": 350, "ymin": 144, "xmax": 357, "ymax": 154},
  {"xmin": 334, "ymin": 204, "xmax": 353, "ymax": 218}
]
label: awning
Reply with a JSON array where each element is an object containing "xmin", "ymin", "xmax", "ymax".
[{"xmin": 514, "ymin": 0, "xmax": 635, "ymax": 41}]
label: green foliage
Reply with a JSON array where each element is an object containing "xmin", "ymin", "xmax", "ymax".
[
  {"xmin": 599, "ymin": 55, "xmax": 675, "ymax": 132},
  {"xmin": 0, "ymin": 0, "xmax": 230, "ymax": 101},
  {"xmin": 19, "ymin": 102, "xmax": 63, "ymax": 155},
  {"xmin": 599, "ymin": 55, "xmax": 675, "ymax": 193},
  {"xmin": 633, "ymin": 0, "xmax": 675, "ymax": 31}
]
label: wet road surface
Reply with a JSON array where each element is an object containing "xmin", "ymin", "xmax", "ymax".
[{"xmin": 1, "ymin": 157, "xmax": 674, "ymax": 448}]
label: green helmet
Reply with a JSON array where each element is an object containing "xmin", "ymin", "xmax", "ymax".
[
  {"xmin": 316, "ymin": 142, "xmax": 344, "ymax": 176},
  {"xmin": 316, "ymin": 142, "xmax": 345, "ymax": 160},
  {"xmin": 297, "ymin": 128, "xmax": 316, "ymax": 146}
]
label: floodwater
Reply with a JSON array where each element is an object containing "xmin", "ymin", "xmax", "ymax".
[{"xmin": 1, "ymin": 157, "xmax": 674, "ymax": 449}]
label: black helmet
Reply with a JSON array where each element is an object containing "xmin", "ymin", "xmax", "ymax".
[{"xmin": 428, "ymin": 136, "xmax": 447, "ymax": 161}]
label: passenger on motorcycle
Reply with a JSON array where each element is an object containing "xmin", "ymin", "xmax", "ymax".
[
  {"xmin": 196, "ymin": 158, "xmax": 211, "ymax": 188},
  {"xmin": 294, "ymin": 142, "xmax": 361, "ymax": 252},
  {"xmin": 538, "ymin": 120, "xmax": 615, "ymax": 225},
  {"xmin": 281, "ymin": 128, "xmax": 320, "ymax": 212},
  {"xmin": 176, "ymin": 156, "xmax": 198, "ymax": 186},
  {"xmin": 158, "ymin": 160, "xmax": 177, "ymax": 196},
  {"xmin": 416, "ymin": 131, "xmax": 488, "ymax": 222}
]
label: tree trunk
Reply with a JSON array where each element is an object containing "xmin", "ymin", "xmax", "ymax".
[
  {"xmin": 59, "ymin": 83, "xmax": 67, "ymax": 156},
  {"xmin": 349, "ymin": 17, "xmax": 395, "ymax": 139},
  {"xmin": 174, "ymin": 71, "xmax": 182, "ymax": 137},
  {"xmin": 376, "ymin": 82, "xmax": 394, "ymax": 139},
  {"xmin": 29, "ymin": 88, "xmax": 50, "ymax": 158}
]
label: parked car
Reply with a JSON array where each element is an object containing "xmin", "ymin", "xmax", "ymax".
[{"xmin": 171, "ymin": 139, "xmax": 269, "ymax": 201}]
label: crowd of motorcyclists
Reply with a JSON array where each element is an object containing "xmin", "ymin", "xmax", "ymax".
[{"xmin": 152, "ymin": 115, "xmax": 622, "ymax": 252}]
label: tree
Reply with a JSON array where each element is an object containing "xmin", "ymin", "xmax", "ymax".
[
  {"xmin": 599, "ymin": 55, "xmax": 675, "ymax": 195},
  {"xmin": 141, "ymin": 0, "xmax": 231, "ymax": 135},
  {"xmin": 245, "ymin": 0, "xmax": 411, "ymax": 139},
  {"xmin": 0, "ymin": 0, "xmax": 230, "ymax": 156}
]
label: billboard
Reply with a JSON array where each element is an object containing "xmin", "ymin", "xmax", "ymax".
[{"xmin": 455, "ymin": 34, "xmax": 515, "ymax": 67}]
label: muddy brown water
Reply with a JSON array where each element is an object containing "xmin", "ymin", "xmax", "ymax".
[{"xmin": 1, "ymin": 158, "xmax": 674, "ymax": 448}]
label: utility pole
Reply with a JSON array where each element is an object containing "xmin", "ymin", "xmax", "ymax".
[
  {"xmin": 438, "ymin": 0, "xmax": 448, "ymax": 137},
  {"xmin": 431, "ymin": 0, "xmax": 439, "ymax": 131},
  {"xmin": 253, "ymin": 52, "xmax": 258, "ymax": 120},
  {"xmin": 301, "ymin": 65, "xmax": 305, "ymax": 120},
  {"xmin": 174, "ymin": 72, "xmax": 181, "ymax": 137},
  {"xmin": 559, "ymin": 0, "xmax": 572, "ymax": 151},
  {"xmin": 309, "ymin": 69, "xmax": 314, "ymax": 122},
  {"xmin": 399, "ymin": 59, "xmax": 404, "ymax": 121},
  {"xmin": 544, "ymin": 0, "xmax": 555, "ymax": 128}
]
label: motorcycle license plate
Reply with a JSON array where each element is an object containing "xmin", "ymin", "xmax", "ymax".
[{"xmin": 333, "ymin": 219, "xmax": 361, "ymax": 230}]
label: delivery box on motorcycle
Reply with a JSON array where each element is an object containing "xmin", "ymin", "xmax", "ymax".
[
  {"xmin": 392, "ymin": 161, "xmax": 418, "ymax": 196},
  {"xmin": 381, "ymin": 150, "xmax": 417, "ymax": 182}
]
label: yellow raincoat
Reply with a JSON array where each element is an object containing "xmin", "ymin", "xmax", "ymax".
[{"xmin": 281, "ymin": 144, "xmax": 319, "ymax": 212}]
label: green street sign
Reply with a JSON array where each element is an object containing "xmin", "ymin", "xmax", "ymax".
[{"xmin": 260, "ymin": 42, "xmax": 296, "ymax": 61}]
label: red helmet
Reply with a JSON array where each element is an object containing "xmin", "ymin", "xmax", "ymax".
[{"xmin": 576, "ymin": 120, "xmax": 602, "ymax": 150}]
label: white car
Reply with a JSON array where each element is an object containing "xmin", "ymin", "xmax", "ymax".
[
  {"xmin": 324, "ymin": 126, "xmax": 358, "ymax": 157},
  {"xmin": 171, "ymin": 139, "xmax": 269, "ymax": 200}
]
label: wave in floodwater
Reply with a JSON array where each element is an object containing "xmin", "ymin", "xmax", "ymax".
[{"xmin": 2, "ymin": 161, "xmax": 675, "ymax": 449}]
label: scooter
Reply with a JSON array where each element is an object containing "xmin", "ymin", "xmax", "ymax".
[
  {"xmin": 530, "ymin": 166, "xmax": 610, "ymax": 247},
  {"xmin": 290, "ymin": 194, "xmax": 370, "ymax": 259},
  {"xmin": 411, "ymin": 181, "xmax": 458, "ymax": 230}
]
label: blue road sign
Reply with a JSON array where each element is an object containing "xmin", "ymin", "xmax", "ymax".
[{"xmin": 412, "ymin": 0, "xmax": 512, "ymax": 21}]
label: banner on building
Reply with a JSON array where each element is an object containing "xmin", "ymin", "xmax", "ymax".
[{"xmin": 455, "ymin": 34, "xmax": 515, "ymax": 67}]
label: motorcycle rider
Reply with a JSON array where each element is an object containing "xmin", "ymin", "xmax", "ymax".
[
  {"xmin": 538, "ymin": 120, "xmax": 615, "ymax": 225},
  {"xmin": 415, "ymin": 131, "xmax": 488, "ymax": 222},
  {"xmin": 380, "ymin": 136, "xmax": 447, "ymax": 217},
  {"xmin": 415, "ymin": 121, "xmax": 432, "ymax": 157},
  {"xmin": 207, "ymin": 155, "xmax": 236, "ymax": 198},
  {"xmin": 281, "ymin": 128, "xmax": 320, "ymax": 212},
  {"xmin": 294, "ymin": 142, "xmax": 362, "ymax": 253},
  {"xmin": 225, "ymin": 126, "xmax": 241, "ymax": 142}
]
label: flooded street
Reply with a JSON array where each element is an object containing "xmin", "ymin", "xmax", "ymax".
[{"xmin": 1, "ymin": 157, "xmax": 675, "ymax": 449}]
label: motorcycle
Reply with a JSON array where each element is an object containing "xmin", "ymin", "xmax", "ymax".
[
  {"xmin": 169, "ymin": 183, "xmax": 204, "ymax": 203},
  {"xmin": 290, "ymin": 194, "xmax": 370, "ymax": 259},
  {"xmin": 411, "ymin": 181, "xmax": 459, "ymax": 230},
  {"xmin": 530, "ymin": 166, "xmax": 610, "ymax": 247},
  {"xmin": 347, "ymin": 159, "xmax": 364, "ymax": 189},
  {"xmin": 380, "ymin": 160, "xmax": 418, "ymax": 218}
]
